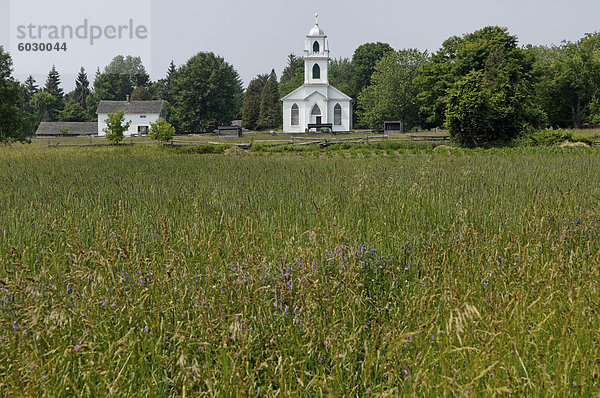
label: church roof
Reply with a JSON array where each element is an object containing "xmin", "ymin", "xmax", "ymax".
[
  {"xmin": 308, "ymin": 13, "xmax": 325, "ymax": 36},
  {"xmin": 308, "ymin": 24, "xmax": 325, "ymax": 36},
  {"xmin": 281, "ymin": 84, "xmax": 352, "ymax": 102}
]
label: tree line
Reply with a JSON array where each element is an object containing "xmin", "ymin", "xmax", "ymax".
[
  {"xmin": 0, "ymin": 51, "xmax": 242, "ymax": 142},
  {"xmin": 243, "ymin": 26, "xmax": 600, "ymax": 144},
  {"xmin": 2, "ymin": 25, "xmax": 600, "ymax": 145}
]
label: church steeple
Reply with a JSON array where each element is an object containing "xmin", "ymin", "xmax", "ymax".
[
  {"xmin": 281, "ymin": 13, "xmax": 353, "ymax": 133},
  {"xmin": 304, "ymin": 13, "xmax": 329, "ymax": 85}
]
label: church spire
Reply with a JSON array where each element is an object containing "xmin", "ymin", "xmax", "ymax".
[{"xmin": 304, "ymin": 15, "xmax": 329, "ymax": 84}]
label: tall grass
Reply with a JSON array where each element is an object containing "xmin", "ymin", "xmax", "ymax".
[{"xmin": 0, "ymin": 145, "xmax": 599, "ymax": 396}]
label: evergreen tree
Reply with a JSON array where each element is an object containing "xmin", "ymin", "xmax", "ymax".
[
  {"xmin": 148, "ymin": 62, "xmax": 177, "ymax": 102},
  {"xmin": 73, "ymin": 67, "xmax": 91, "ymax": 107},
  {"xmin": 164, "ymin": 60, "xmax": 177, "ymax": 103},
  {"xmin": 258, "ymin": 69, "xmax": 281, "ymax": 129},
  {"xmin": 21, "ymin": 76, "xmax": 39, "ymax": 134},
  {"xmin": 167, "ymin": 60, "xmax": 177, "ymax": 80},
  {"xmin": 279, "ymin": 55, "xmax": 304, "ymax": 97},
  {"xmin": 134, "ymin": 65, "xmax": 151, "ymax": 88},
  {"xmin": 45, "ymin": 65, "xmax": 64, "ymax": 98},
  {"xmin": 24, "ymin": 75, "xmax": 38, "ymax": 97},
  {"xmin": 242, "ymin": 75, "xmax": 267, "ymax": 130},
  {"xmin": 280, "ymin": 54, "xmax": 299, "ymax": 84},
  {"xmin": 43, "ymin": 65, "xmax": 64, "ymax": 121}
]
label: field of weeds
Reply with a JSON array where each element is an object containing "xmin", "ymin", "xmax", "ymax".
[{"xmin": 0, "ymin": 145, "xmax": 599, "ymax": 396}]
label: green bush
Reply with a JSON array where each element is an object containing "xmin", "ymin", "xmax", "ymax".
[
  {"xmin": 512, "ymin": 129, "xmax": 572, "ymax": 146},
  {"xmin": 103, "ymin": 110, "xmax": 131, "ymax": 145},
  {"xmin": 149, "ymin": 118, "xmax": 175, "ymax": 143},
  {"xmin": 174, "ymin": 144, "xmax": 230, "ymax": 154}
]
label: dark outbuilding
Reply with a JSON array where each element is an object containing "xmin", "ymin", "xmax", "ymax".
[{"xmin": 35, "ymin": 122, "xmax": 98, "ymax": 137}]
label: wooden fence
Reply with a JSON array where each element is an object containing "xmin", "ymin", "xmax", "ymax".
[{"xmin": 47, "ymin": 134, "xmax": 452, "ymax": 149}]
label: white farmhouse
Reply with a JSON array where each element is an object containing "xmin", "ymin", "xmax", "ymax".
[
  {"xmin": 281, "ymin": 15, "xmax": 352, "ymax": 133},
  {"xmin": 97, "ymin": 100, "xmax": 166, "ymax": 137}
]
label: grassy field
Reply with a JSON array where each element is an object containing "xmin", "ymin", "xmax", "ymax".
[{"xmin": 1, "ymin": 144, "xmax": 599, "ymax": 396}]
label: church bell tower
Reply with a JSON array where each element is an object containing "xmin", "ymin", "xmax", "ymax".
[{"xmin": 304, "ymin": 13, "xmax": 329, "ymax": 85}]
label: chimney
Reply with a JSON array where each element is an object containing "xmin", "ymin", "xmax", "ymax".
[{"xmin": 126, "ymin": 95, "xmax": 130, "ymax": 102}]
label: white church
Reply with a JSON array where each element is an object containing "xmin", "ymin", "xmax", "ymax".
[{"xmin": 281, "ymin": 15, "xmax": 353, "ymax": 133}]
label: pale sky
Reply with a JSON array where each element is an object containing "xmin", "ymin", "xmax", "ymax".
[{"xmin": 1, "ymin": 0, "xmax": 599, "ymax": 91}]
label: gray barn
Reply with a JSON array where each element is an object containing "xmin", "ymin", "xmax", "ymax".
[{"xmin": 35, "ymin": 122, "xmax": 98, "ymax": 137}]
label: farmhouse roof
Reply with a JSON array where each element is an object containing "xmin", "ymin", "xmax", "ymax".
[
  {"xmin": 35, "ymin": 122, "xmax": 97, "ymax": 136},
  {"xmin": 96, "ymin": 100, "xmax": 165, "ymax": 114}
]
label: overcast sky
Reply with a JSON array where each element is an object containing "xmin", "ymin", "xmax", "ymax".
[{"xmin": 1, "ymin": 0, "xmax": 599, "ymax": 91}]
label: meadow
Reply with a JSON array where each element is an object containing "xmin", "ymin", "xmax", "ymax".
[{"xmin": 0, "ymin": 144, "xmax": 599, "ymax": 396}]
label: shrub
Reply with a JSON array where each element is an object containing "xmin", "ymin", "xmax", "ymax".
[
  {"xmin": 103, "ymin": 111, "xmax": 131, "ymax": 145},
  {"xmin": 513, "ymin": 129, "xmax": 574, "ymax": 147},
  {"xmin": 149, "ymin": 118, "xmax": 175, "ymax": 143},
  {"xmin": 174, "ymin": 144, "xmax": 230, "ymax": 154}
]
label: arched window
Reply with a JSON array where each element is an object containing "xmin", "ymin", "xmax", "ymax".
[
  {"xmin": 291, "ymin": 104, "xmax": 299, "ymax": 126},
  {"xmin": 312, "ymin": 64, "xmax": 320, "ymax": 80},
  {"xmin": 334, "ymin": 103, "xmax": 342, "ymax": 125},
  {"xmin": 311, "ymin": 104, "xmax": 321, "ymax": 116},
  {"xmin": 313, "ymin": 41, "xmax": 320, "ymax": 53}
]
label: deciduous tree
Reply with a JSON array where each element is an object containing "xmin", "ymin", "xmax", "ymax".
[
  {"xmin": 0, "ymin": 46, "xmax": 26, "ymax": 142},
  {"xmin": 536, "ymin": 34, "xmax": 600, "ymax": 128},
  {"xmin": 94, "ymin": 56, "xmax": 151, "ymax": 101},
  {"xmin": 103, "ymin": 110, "xmax": 131, "ymax": 144},
  {"xmin": 149, "ymin": 118, "xmax": 175, "ymax": 143},
  {"xmin": 29, "ymin": 91, "xmax": 55, "ymax": 124},
  {"xmin": 417, "ymin": 26, "xmax": 544, "ymax": 144},
  {"xmin": 358, "ymin": 49, "xmax": 428, "ymax": 130},
  {"xmin": 170, "ymin": 52, "xmax": 242, "ymax": 132},
  {"xmin": 329, "ymin": 57, "xmax": 353, "ymax": 97},
  {"xmin": 349, "ymin": 42, "xmax": 394, "ymax": 99},
  {"xmin": 58, "ymin": 99, "xmax": 87, "ymax": 122},
  {"xmin": 130, "ymin": 86, "xmax": 150, "ymax": 101}
]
